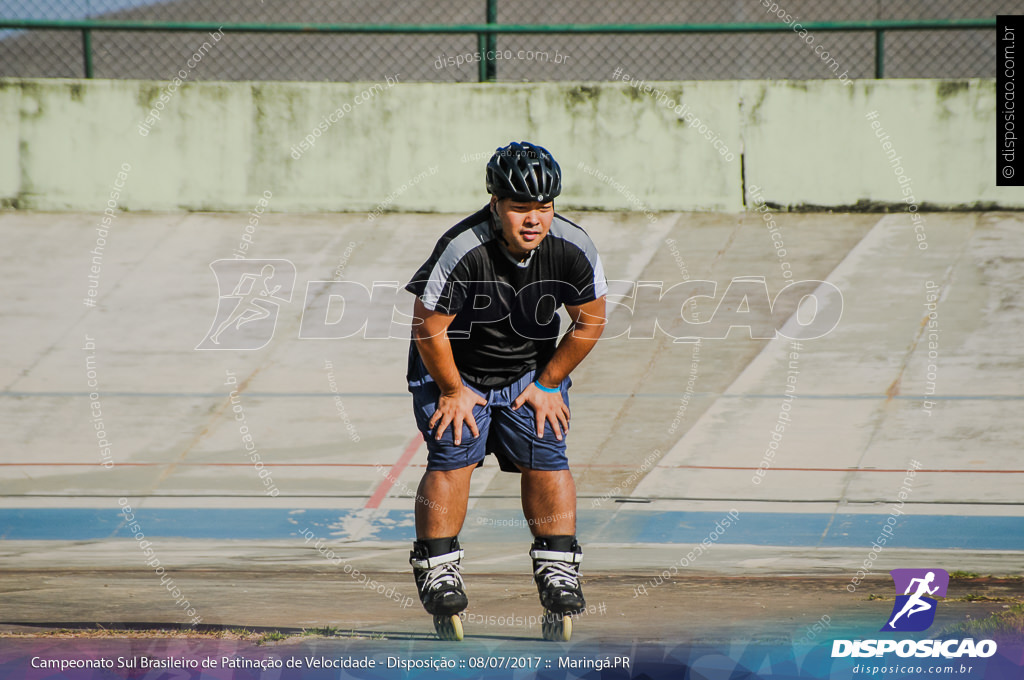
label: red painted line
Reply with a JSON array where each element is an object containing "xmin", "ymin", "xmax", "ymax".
[
  {"xmin": 0, "ymin": 462, "xmax": 381, "ymax": 467},
  {"xmin": 653, "ymin": 465, "xmax": 1024, "ymax": 474},
  {"xmin": 364, "ymin": 433, "xmax": 424, "ymax": 509}
]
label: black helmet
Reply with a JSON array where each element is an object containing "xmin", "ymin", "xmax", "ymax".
[{"xmin": 485, "ymin": 141, "xmax": 562, "ymax": 203}]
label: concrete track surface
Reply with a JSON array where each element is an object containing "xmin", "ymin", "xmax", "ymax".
[{"xmin": 1, "ymin": 209, "xmax": 1022, "ymax": 643}]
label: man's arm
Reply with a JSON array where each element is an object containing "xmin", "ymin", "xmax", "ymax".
[
  {"xmin": 412, "ymin": 296, "xmax": 486, "ymax": 445},
  {"xmin": 537, "ymin": 296, "xmax": 607, "ymax": 387},
  {"xmin": 512, "ymin": 295, "xmax": 607, "ymax": 439}
]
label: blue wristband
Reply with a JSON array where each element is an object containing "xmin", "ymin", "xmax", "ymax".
[{"xmin": 533, "ymin": 379, "xmax": 560, "ymax": 393}]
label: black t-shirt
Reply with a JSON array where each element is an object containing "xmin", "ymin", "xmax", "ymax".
[{"xmin": 406, "ymin": 206, "xmax": 608, "ymax": 389}]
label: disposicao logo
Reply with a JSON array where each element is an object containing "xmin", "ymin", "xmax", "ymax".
[
  {"xmin": 831, "ymin": 568, "xmax": 997, "ymax": 659},
  {"xmin": 882, "ymin": 568, "xmax": 948, "ymax": 632}
]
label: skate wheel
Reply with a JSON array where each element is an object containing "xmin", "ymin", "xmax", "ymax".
[
  {"xmin": 541, "ymin": 612, "xmax": 572, "ymax": 642},
  {"xmin": 433, "ymin": 614, "xmax": 464, "ymax": 641}
]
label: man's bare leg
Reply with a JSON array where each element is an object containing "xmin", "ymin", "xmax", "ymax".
[
  {"xmin": 520, "ymin": 467, "xmax": 585, "ymax": 624},
  {"xmin": 520, "ymin": 468, "xmax": 577, "ymax": 535},
  {"xmin": 415, "ymin": 465, "xmax": 476, "ymax": 538},
  {"xmin": 410, "ymin": 465, "xmax": 476, "ymax": 632}
]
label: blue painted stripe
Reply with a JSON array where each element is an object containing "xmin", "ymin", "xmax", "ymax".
[
  {"xmin": 2, "ymin": 509, "xmax": 1023, "ymax": 550},
  {"xmin": 592, "ymin": 511, "xmax": 1024, "ymax": 550}
]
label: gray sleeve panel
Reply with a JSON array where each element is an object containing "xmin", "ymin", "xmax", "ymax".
[
  {"xmin": 421, "ymin": 220, "xmax": 495, "ymax": 311},
  {"xmin": 549, "ymin": 216, "xmax": 610, "ymax": 299}
]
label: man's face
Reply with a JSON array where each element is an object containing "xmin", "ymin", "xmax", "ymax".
[{"xmin": 490, "ymin": 196, "xmax": 554, "ymax": 259}]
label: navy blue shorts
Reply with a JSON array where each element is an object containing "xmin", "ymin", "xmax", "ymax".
[{"xmin": 408, "ymin": 357, "xmax": 571, "ymax": 472}]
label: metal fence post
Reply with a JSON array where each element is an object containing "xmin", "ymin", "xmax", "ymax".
[
  {"xmin": 483, "ymin": 0, "xmax": 497, "ymax": 81},
  {"xmin": 82, "ymin": 28, "xmax": 94, "ymax": 78},
  {"xmin": 875, "ymin": 29, "xmax": 885, "ymax": 78},
  {"xmin": 477, "ymin": 32, "xmax": 488, "ymax": 82}
]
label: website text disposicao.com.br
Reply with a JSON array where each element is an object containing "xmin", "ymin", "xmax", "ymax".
[
  {"xmin": 434, "ymin": 48, "xmax": 570, "ymax": 70},
  {"xmin": 847, "ymin": 663, "xmax": 977, "ymax": 676},
  {"xmin": 832, "ymin": 638, "xmax": 996, "ymax": 675}
]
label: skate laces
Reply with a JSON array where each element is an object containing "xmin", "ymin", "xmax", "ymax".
[
  {"xmin": 422, "ymin": 561, "xmax": 464, "ymax": 594},
  {"xmin": 534, "ymin": 560, "xmax": 580, "ymax": 591}
]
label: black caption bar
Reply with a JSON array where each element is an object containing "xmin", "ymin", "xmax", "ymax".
[{"xmin": 998, "ymin": 16, "xmax": 1023, "ymax": 186}]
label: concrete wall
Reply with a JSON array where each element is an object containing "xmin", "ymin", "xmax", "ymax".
[{"xmin": 0, "ymin": 77, "xmax": 1019, "ymax": 212}]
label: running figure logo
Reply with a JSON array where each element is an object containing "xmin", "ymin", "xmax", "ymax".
[
  {"xmin": 881, "ymin": 568, "xmax": 949, "ymax": 632},
  {"xmin": 196, "ymin": 259, "xmax": 296, "ymax": 350}
]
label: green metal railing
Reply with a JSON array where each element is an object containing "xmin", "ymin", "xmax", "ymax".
[{"xmin": 0, "ymin": 16, "xmax": 995, "ymax": 82}]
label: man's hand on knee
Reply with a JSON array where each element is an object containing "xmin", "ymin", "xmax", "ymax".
[
  {"xmin": 512, "ymin": 382, "xmax": 571, "ymax": 441},
  {"xmin": 429, "ymin": 385, "xmax": 487, "ymax": 445}
]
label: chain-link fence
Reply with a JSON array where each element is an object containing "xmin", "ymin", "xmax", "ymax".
[{"xmin": 0, "ymin": 1, "xmax": 1005, "ymax": 82}]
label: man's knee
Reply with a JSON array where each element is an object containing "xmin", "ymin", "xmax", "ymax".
[
  {"xmin": 519, "ymin": 466, "xmax": 573, "ymax": 477},
  {"xmin": 421, "ymin": 466, "xmax": 477, "ymax": 496},
  {"xmin": 425, "ymin": 464, "xmax": 477, "ymax": 479}
]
